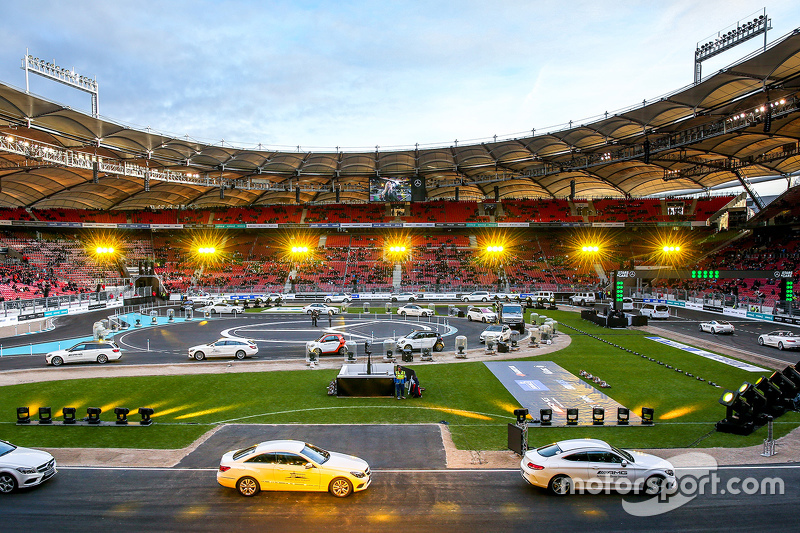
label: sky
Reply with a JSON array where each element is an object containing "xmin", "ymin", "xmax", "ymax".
[{"xmin": 1, "ymin": 0, "xmax": 799, "ymax": 161}]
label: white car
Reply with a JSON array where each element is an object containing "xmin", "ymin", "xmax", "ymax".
[
  {"xmin": 520, "ymin": 438, "xmax": 676, "ymax": 496},
  {"xmin": 397, "ymin": 304, "xmax": 433, "ymax": 317},
  {"xmin": 639, "ymin": 303, "xmax": 669, "ymax": 319},
  {"xmin": 188, "ymin": 338, "xmax": 259, "ymax": 360},
  {"xmin": 480, "ymin": 324, "xmax": 512, "ymax": 344},
  {"xmin": 699, "ymin": 320, "xmax": 735, "ymax": 334},
  {"xmin": 466, "ymin": 306, "xmax": 497, "ymax": 323},
  {"xmin": 0, "ymin": 440, "xmax": 57, "ymax": 493},
  {"xmin": 324, "ymin": 292, "xmax": 352, "ymax": 303},
  {"xmin": 390, "ymin": 292, "xmax": 417, "ymax": 302},
  {"xmin": 622, "ymin": 297, "xmax": 634, "ymax": 311},
  {"xmin": 217, "ymin": 440, "xmax": 371, "ymax": 498},
  {"xmin": 758, "ymin": 330, "xmax": 800, "ymax": 350},
  {"xmin": 197, "ymin": 303, "xmax": 244, "ymax": 314},
  {"xmin": 569, "ymin": 292, "xmax": 596, "ymax": 306},
  {"xmin": 462, "ymin": 291, "xmax": 493, "ymax": 302},
  {"xmin": 395, "ymin": 330, "xmax": 445, "ymax": 352},
  {"xmin": 45, "ymin": 341, "xmax": 122, "ymax": 366},
  {"xmin": 302, "ymin": 303, "xmax": 340, "ymax": 315}
]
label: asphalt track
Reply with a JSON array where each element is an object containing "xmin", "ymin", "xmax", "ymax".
[
  {"xmin": 1, "ymin": 460, "xmax": 797, "ymax": 532},
  {"xmin": 0, "ymin": 308, "xmax": 489, "ymax": 371}
]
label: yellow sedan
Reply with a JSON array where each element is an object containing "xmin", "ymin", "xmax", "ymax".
[{"xmin": 217, "ymin": 440, "xmax": 371, "ymax": 497}]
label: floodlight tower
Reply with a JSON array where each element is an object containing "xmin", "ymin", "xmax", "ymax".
[
  {"xmin": 21, "ymin": 49, "xmax": 99, "ymax": 116},
  {"xmin": 693, "ymin": 10, "xmax": 771, "ymax": 84}
]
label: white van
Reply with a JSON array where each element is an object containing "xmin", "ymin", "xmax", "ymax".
[
  {"xmin": 569, "ymin": 292, "xmax": 596, "ymax": 306},
  {"xmin": 640, "ymin": 303, "xmax": 669, "ymax": 319},
  {"xmin": 622, "ymin": 297, "xmax": 634, "ymax": 311}
]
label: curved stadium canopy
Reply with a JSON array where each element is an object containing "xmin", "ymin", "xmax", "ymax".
[{"xmin": 0, "ymin": 28, "xmax": 800, "ymax": 210}]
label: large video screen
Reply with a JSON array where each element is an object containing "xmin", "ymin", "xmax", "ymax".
[
  {"xmin": 369, "ymin": 176, "xmax": 426, "ymax": 202},
  {"xmin": 369, "ymin": 177, "xmax": 411, "ymax": 202}
]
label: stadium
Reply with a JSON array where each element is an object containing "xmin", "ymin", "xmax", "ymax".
[{"xmin": 2, "ymin": 7, "xmax": 800, "ymax": 532}]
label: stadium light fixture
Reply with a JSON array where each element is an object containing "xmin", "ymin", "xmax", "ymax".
[
  {"xmin": 581, "ymin": 245, "xmax": 600, "ymax": 253},
  {"xmin": 197, "ymin": 246, "xmax": 217, "ymax": 255}
]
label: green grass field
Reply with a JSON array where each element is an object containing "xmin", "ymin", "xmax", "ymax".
[{"xmin": 2, "ymin": 309, "xmax": 797, "ymax": 451}]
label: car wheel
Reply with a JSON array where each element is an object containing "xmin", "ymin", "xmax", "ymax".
[
  {"xmin": 51, "ymin": 356, "xmax": 63, "ymax": 367},
  {"xmin": 0, "ymin": 473, "xmax": 17, "ymax": 494},
  {"xmin": 758, "ymin": 337, "xmax": 764, "ymax": 345},
  {"xmin": 237, "ymin": 476, "xmax": 260, "ymax": 497},
  {"xmin": 235, "ymin": 350, "xmax": 246, "ymax": 360},
  {"xmin": 194, "ymin": 351, "xmax": 205, "ymax": 361},
  {"xmin": 325, "ymin": 298, "xmax": 331, "ymax": 303},
  {"xmin": 548, "ymin": 474, "xmax": 572, "ymax": 496},
  {"xmin": 482, "ymin": 297, "xmax": 488, "ymax": 302},
  {"xmin": 328, "ymin": 310, "xmax": 334, "ymax": 315},
  {"xmin": 779, "ymin": 342, "xmax": 785, "ymax": 351},
  {"xmin": 482, "ymin": 317, "xmax": 487, "ymax": 323},
  {"xmin": 462, "ymin": 298, "xmax": 468, "ymax": 302},
  {"xmin": 404, "ymin": 344, "xmax": 413, "ymax": 352},
  {"xmin": 699, "ymin": 325, "xmax": 703, "ymax": 332},
  {"xmin": 434, "ymin": 342, "xmax": 444, "ymax": 352},
  {"xmin": 97, "ymin": 354, "xmax": 108, "ymax": 364},
  {"xmin": 329, "ymin": 477, "xmax": 353, "ymax": 498},
  {"xmin": 392, "ymin": 298, "xmax": 398, "ymax": 302},
  {"xmin": 644, "ymin": 475, "xmax": 666, "ymax": 495},
  {"xmin": 712, "ymin": 328, "xmax": 717, "ymax": 335},
  {"xmin": 338, "ymin": 346, "xmax": 346, "ymax": 356},
  {"xmin": 307, "ymin": 310, "xmax": 312, "ymax": 314},
  {"xmin": 467, "ymin": 315, "xmax": 473, "ymax": 321}
]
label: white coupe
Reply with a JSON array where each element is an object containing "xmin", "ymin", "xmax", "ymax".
[
  {"xmin": 479, "ymin": 324, "xmax": 512, "ymax": 344},
  {"xmin": 758, "ymin": 330, "xmax": 800, "ymax": 350},
  {"xmin": 699, "ymin": 320, "xmax": 735, "ymax": 334},
  {"xmin": 397, "ymin": 304, "xmax": 433, "ymax": 317},
  {"xmin": 521, "ymin": 438, "xmax": 676, "ymax": 496},
  {"xmin": 217, "ymin": 440, "xmax": 371, "ymax": 498},
  {"xmin": 0, "ymin": 440, "xmax": 57, "ymax": 493},
  {"xmin": 197, "ymin": 303, "xmax": 244, "ymax": 314},
  {"xmin": 302, "ymin": 303, "xmax": 340, "ymax": 315}
]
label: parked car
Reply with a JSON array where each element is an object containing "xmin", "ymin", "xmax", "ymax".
[
  {"xmin": 302, "ymin": 303, "xmax": 340, "ymax": 315},
  {"xmin": 197, "ymin": 303, "xmax": 244, "ymax": 314},
  {"xmin": 0, "ymin": 440, "xmax": 57, "ymax": 493},
  {"xmin": 479, "ymin": 324, "xmax": 512, "ymax": 344},
  {"xmin": 466, "ymin": 306, "xmax": 497, "ymax": 323},
  {"xmin": 639, "ymin": 303, "xmax": 669, "ymax": 319},
  {"xmin": 699, "ymin": 320, "xmax": 735, "ymax": 334},
  {"xmin": 217, "ymin": 440, "xmax": 371, "ymax": 498},
  {"xmin": 188, "ymin": 338, "xmax": 259, "ymax": 360},
  {"xmin": 758, "ymin": 330, "xmax": 800, "ymax": 350},
  {"xmin": 499, "ymin": 302, "xmax": 525, "ymax": 333},
  {"xmin": 622, "ymin": 297, "xmax": 634, "ymax": 311},
  {"xmin": 306, "ymin": 333, "xmax": 348, "ymax": 357},
  {"xmin": 45, "ymin": 341, "xmax": 122, "ymax": 366},
  {"xmin": 324, "ymin": 293, "xmax": 352, "ymax": 303},
  {"xmin": 462, "ymin": 291, "xmax": 493, "ymax": 302},
  {"xmin": 397, "ymin": 304, "xmax": 433, "ymax": 317},
  {"xmin": 390, "ymin": 292, "xmax": 417, "ymax": 302},
  {"xmin": 569, "ymin": 292, "xmax": 596, "ymax": 306},
  {"xmin": 520, "ymin": 438, "xmax": 676, "ymax": 496},
  {"xmin": 395, "ymin": 330, "xmax": 445, "ymax": 352}
]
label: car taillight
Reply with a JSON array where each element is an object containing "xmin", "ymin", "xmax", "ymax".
[
  {"xmin": 219, "ymin": 465, "xmax": 231, "ymax": 472},
  {"xmin": 113, "ymin": 349, "xmax": 120, "ymax": 353},
  {"xmin": 526, "ymin": 462, "xmax": 544, "ymax": 470},
  {"xmin": 249, "ymin": 345, "xmax": 256, "ymax": 349}
]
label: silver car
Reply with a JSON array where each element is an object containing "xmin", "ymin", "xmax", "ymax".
[
  {"xmin": 188, "ymin": 338, "xmax": 259, "ymax": 360},
  {"xmin": 521, "ymin": 438, "xmax": 676, "ymax": 496},
  {"xmin": 758, "ymin": 330, "xmax": 800, "ymax": 350}
]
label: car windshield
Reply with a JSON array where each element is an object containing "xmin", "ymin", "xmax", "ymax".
[
  {"xmin": 232, "ymin": 445, "xmax": 257, "ymax": 460},
  {"xmin": 485, "ymin": 325, "xmax": 502, "ymax": 332},
  {"xmin": 655, "ymin": 305, "xmax": 669, "ymax": 312},
  {"xmin": 611, "ymin": 445, "xmax": 635, "ymax": 463},
  {"xmin": 503, "ymin": 305, "xmax": 522, "ymax": 313},
  {"xmin": 479, "ymin": 308, "xmax": 493, "ymax": 313},
  {"xmin": 537, "ymin": 443, "xmax": 562, "ymax": 457},
  {"xmin": 302, "ymin": 443, "xmax": 330, "ymax": 464},
  {"xmin": 0, "ymin": 441, "xmax": 16, "ymax": 456}
]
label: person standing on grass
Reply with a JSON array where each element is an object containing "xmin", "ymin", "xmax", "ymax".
[{"xmin": 394, "ymin": 365, "xmax": 406, "ymax": 399}]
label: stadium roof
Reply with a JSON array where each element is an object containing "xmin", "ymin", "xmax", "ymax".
[{"xmin": 1, "ymin": 28, "xmax": 800, "ymax": 210}]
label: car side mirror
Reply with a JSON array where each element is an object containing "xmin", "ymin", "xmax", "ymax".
[
  {"xmin": 621, "ymin": 460, "xmax": 628, "ymax": 467},
  {"xmin": 305, "ymin": 462, "xmax": 314, "ymax": 469}
]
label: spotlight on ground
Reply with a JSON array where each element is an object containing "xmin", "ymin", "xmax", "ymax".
[
  {"xmin": 592, "ymin": 407, "xmax": 604, "ymax": 425},
  {"xmin": 138, "ymin": 407, "xmax": 154, "ymax": 426},
  {"xmin": 16, "ymin": 407, "xmax": 30, "ymax": 424},
  {"xmin": 540, "ymin": 408, "xmax": 552, "ymax": 426},
  {"xmin": 62, "ymin": 407, "xmax": 77, "ymax": 424},
  {"xmin": 86, "ymin": 407, "xmax": 102, "ymax": 425},
  {"xmin": 514, "ymin": 408, "xmax": 529, "ymax": 424},
  {"xmin": 566, "ymin": 408, "xmax": 579, "ymax": 425},
  {"xmin": 38, "ymin": 407, "xmax": 52, "ymax": 424},
  {"xmin": 114, "ymin": 407, "xmax": 130, "ymax": 425},
  {"xmin": 617, "ymin": 407, "xmax": 630, "ymax": 425},
  {"xmin": 641, "ymin": 407, "xmax": 654, "ymax": 425}
]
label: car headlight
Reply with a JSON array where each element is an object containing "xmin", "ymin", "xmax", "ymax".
[
  {"xmin": 350, "ymin": 471, "xmax": 366, "ymax": 478},
  {"xmin": 16, "ymin": 467, "xmax": 36, "ymax": 475},
  {"xmin": 665, "ymin": 469, "xmax": 674, "ymax": 477}
]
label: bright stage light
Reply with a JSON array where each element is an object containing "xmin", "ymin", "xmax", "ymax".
[
  {"xmin": 581, "ymin": 245, "xmax": 600, "ymax": 253},
  {"xmin": 197, "ymin": 246, "xmax": 217, "ymax": 255},
  {"xmin": 486, "ymin": 245, "xmax": 504, "ymax": 253},
  {"xmin": 291, "ymin": 246, "xmax": 309, "ymax": 254}
]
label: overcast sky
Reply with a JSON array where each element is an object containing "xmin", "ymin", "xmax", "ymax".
[{"xmin": 1, "ymin": 1, "xmax": 798, "ymax": 153}]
